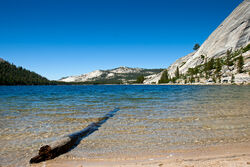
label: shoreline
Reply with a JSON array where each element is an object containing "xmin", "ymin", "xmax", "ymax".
[
  {"xmin": 30, "ymin": 142, "xmax": 250, "ymax": 167},
  {"xmin": 0, "ymin": 83, "xmax": 250, "ymax": 86}
]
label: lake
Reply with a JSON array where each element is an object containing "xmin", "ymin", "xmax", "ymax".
[{"xmin": 0, "ymin": 85, "xmax": 249, "ymax": 166}]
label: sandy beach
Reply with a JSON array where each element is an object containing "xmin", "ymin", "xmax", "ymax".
[{"xmin": 29, "ymin": 142, "xmax": 250, "ymax": 167}]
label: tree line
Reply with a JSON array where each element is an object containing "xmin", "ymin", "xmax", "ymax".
[{"xmin": 0, "ymin": 61, "xmax": 56, "ymax": 85}]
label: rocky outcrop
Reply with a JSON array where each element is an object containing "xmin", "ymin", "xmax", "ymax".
[
  {"xmin": 146, "ymin": 0, "xmax": 250, "ymax": 84},
  {"xmin": 60, "ymin": 70, "xmax": 104, "ymax": 82},
  {"xmin": 177, "ymin": 0, "xmax": 250, "ymax": 75},
  {"xmin": 144, "ymin": 52, "xmax": 196, "ymax": 84},
  {"xmin": 167, "ymin": 52, "xmax": 196, "ymax": 78},
  {"xmin": 143, "ymin": 72, "xmax": 163, "ymax": 84}
]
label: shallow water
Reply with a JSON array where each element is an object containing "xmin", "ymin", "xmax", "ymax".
[{"xmin": 0, "ymin": 85, "xmax": 249, "ymax": 166}]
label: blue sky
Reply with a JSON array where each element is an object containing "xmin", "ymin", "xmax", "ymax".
[{"xmin": 0, "ymin": 0, "xmax": 242, "ymax": 80}]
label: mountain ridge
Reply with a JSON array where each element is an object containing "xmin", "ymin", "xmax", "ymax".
[{"xmin": 59, "ymin": 66, "xmax": 163, "ymax": 84}]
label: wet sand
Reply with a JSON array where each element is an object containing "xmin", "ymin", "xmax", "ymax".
[{"xmin": 30, "ymin": 142, "xmax": 250, "ymax": 167}]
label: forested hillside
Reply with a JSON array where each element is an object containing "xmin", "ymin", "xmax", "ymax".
[{"xmin": 0, "ymin": 60, "xmax": 53, "ymax": 85}]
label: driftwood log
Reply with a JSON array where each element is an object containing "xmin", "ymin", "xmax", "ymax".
[{"xmin": 30, "ymin": 108, "xmax": 119, "ymax": 164}]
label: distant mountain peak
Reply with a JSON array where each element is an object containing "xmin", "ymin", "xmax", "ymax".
[{"xmin": 59, "ymin": 67, "xmax": 163, "ymax": 84}]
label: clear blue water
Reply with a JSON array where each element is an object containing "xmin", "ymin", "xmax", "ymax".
[{"xmin": 0, "ymin": 85, "xmax": 250, "ymax": 166}]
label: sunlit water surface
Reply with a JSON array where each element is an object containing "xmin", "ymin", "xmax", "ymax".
[{"xmin": 0, "ymin": 85, "xmax": 249, "ymax": 166}]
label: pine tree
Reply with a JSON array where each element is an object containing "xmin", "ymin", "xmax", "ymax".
[
  {"xmin": 243, "ymin": 43, "xmax": 250, "ymax": 53},
  {"xmin": 231, "ymin": 74, "xmax": 235, "ymax": 83},
  {"xmin": 136, "ymin": 75, "xmax": 145, "ymax": 83},
  {"xmin": 175, "ymin": 66, "xmax": 180, "ymax": 78},
  {"xmin": 190, "ymin": 76, "xmax": 195, "ymax": 83},
  {"xmin": 226, "ymin": 49, "xmax": 233, "ymax": 67},
  {"xmin": 159, "ymin": 70, "xmax": 169, "ymax": 83},
  {"xmin": 172, "ymin": 77, "xmax": 177, "ymax": 83},
  {"xmin": 193, "ymin": 43, "xmax": 200, "ymax": 50},
  {"xmin": 207, "ymin": 58, "xmax": 215, "ymax": 70},
  {"xmin": 212, "ymin": 76, "xmax": 216, "ymax": 83},
  {"xmin": 237, "ymin": 55, "xmax": 244, "ymax": 73},
  {"xmin": 215, "ymin": 58, "xmax": 222, "ymax": 74},
  {"xmin": 203, "ymin": 56, "xmax": 209, "ymax": 79}
]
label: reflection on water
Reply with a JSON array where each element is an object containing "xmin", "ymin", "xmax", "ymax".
[{"xmin": 0, "ymin": 85, "xmax": 250, "ymax": 166}]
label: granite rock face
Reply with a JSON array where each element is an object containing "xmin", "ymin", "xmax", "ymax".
[
  {"xmin": 143, "ymin": 71, "xmax": 164, "ymax": 84},
  {"xmin": 144, "ymin": 52, "xmax": 196, "ymax": 84},
  {"xmin": 167, "ymin": 52, "xmax": 196, "ymax": 78},
  {"xmin": 145, "ymin": 0, "xmax": 250, "ymax": 84},
  {"xmin": 178, "ymin": 0, "xmax": 250, "ymax": 75}
]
